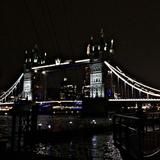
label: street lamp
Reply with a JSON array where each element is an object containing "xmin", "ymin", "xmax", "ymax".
[
  {"xmin": 42, "ymin": 70, "xmax": 47, "ymax": 100},
  {"xmin": 42, "ymin": 71, "xmax": 46, "ymax": 75}
]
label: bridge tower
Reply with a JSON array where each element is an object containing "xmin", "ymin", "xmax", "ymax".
[
  {"xmin": 22, "ymin": 50, "xmax": 33, "ymax": 101},
  {"xmin": 22, "ymin": 44, "xmax": 47, "ymax": 100},
  {"xmin": 86, "ymin": 29, "xmax": 114, "ymax": 98}
]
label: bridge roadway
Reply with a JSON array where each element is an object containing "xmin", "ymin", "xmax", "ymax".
[
  {"xmin": 1, "ymin": 98, "xmax": 160, "ymax": 106},
  {"xmin": 0, "ymin": 100, "xmax": 82, "ymax": 106},
  {"xmin": 108, "ymin": 98, "xmax": 160, "ymax": 102}
]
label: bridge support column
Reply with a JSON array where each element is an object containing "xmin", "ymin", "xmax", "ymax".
[
  {"xmin": 11, "ymin": 100, "xmax": 38, "ymax": 151},
  {"xmin": 22, "ymin": 71, "xmax": 33, "ymax": 101},
  {"xmin": 136, "ymin": 102, "xmax": 143, "ymax": 117},
  {"xmin": 90, "ymin": 63, "xmax": 105, "ymax": 98}
]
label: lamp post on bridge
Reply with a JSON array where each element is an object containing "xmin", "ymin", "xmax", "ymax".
[{"xmin": 42, "ymin": 70, "xmax": 47, "ymax": 100}]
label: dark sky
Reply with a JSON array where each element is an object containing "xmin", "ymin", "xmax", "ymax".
[{"xmin": 1, "ymin": 0, "xmax": 160, "ymax": 90}]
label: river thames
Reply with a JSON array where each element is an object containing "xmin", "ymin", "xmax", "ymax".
[{"xmin": 0, "ymin": 114, "xmax": 122, "ymax": 159}]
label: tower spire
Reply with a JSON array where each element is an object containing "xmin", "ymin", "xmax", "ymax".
[
  {"xmin": 100, "ymin": 28, "xmax": 105, "ymax": 44},
  {"xmin": 109, "ymin": 39, "xmax": 114, "ymax": 53},
  {"xmin": 100, "ymin": 28, "xmax": 104, "ymax": 38},
  {"xmin": 86, "ymin": 36, "xmax": 94, "ymax": 55}
]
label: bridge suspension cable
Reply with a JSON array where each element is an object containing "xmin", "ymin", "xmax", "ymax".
[
  {"xmin": 104, "ymin": 61, "xmax": 160, "ymax": 98},
  {"xmin": 114, "ymin": 65, "xmax": 160, "ymax": 93},
  {"xmin": 0, "ymin": 73, "xmax": 24, "ymax": 102}
]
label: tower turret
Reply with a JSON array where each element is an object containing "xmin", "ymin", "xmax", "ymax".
[
  {"xmin": 87, "ymin": 36, "xmax": 94, "ymax": 56},
  {"xmin": 99, "ymin": 28, "xmax": 105, "ymax": 46},
  {"xmin": 109, "ymin": 39, "xmax": 114, "ymax": 54},
  {"xmin": 32, "ymin": 44, "xmax": 40, "ymax": 65},
  {"xmin": 87, "ymin": 29, "xmax": 115, "ymax": 98}
]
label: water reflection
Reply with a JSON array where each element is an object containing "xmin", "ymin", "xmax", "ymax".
[
  {"xmin": 33, "ymin": 133, "xmax": 122, "ymax": 159},
  {"xmin": 104, "ymin": 134, "xmax": 122, "ymax": 160},
  {"xmin": 0, "ymin": 115, "xmax": 122, "ymax": 159}
]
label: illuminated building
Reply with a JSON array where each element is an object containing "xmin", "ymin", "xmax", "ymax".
[
  {"xmin": 60, "ymin": 78, "xmax": 77, "ymax": 100},
  {"xmin": 82, "ymin": 85, "xmax": 90, "ymax": 98},
  {"xmin": 82, "ymin": 67, "xmax": 90, "ymax": 98},
  {"xmin": 86, "ymin": 29, "xmax": 114, "ymax": 98},
  {"xmin": 23, "ymin": 44, "xmax": 47, "ymax": 100}
]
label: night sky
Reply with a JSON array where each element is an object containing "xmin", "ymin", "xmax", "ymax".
[{"xmin": 1, "ymin": 0, "xmax": 160, "ymax": 90}]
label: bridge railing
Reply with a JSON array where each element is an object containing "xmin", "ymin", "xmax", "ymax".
[{"xmin": 113, "ymin": 112, "xmax": 160, "ymax": 159}]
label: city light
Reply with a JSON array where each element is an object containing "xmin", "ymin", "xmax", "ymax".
[
  {"xmin": 0, "ymin": 106, "xmax": 13, "ymax": 111},
  {"xmin": 91, "ymin": 119, "xmax": 96, "ymax": 124},
  {"xmin": 42, "ymin": 71, "xmax": 46, "ymax": 75},
  {"xmin": 69, "ymin": 121, "xmax": 73, "ymax": 124},
  {"xmin": 48, "ymin": 125, "xmax": 51, "ymax": 129},
  {"xmin": 38, "ymin": 123, "xmax": 42, "ymax": 127}
]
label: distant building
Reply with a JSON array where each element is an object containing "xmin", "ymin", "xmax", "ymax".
[
  {"xmin": 60, "ymin": 78, "xmax": 77, "ymax": 100},
  {"xmin": 82, "ymin": 66, "xmax": 90, "ymax": 98},
  {"xmin": 82, "ymin": 85, "xmax": 90, "ymax": 98}
]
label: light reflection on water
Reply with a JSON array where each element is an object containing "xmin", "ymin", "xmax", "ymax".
[
  {"xmin": 0, "ymin": 115, "xmax": 122, "ymax": 159},
  {"xmin": 33, "ymin": 133, "xmax": 122, "ymax": 159}
]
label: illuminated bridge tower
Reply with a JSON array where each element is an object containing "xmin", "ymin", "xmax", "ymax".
[
  {"xmin": 86, "ymin": 29, "xmax": 114, "ymax": 98},
  {"xmin": 23, "ymin": 50, "xmax": 33, "ymax": 101},
  {"xmin": 23, "ymin": 44, "xmax": 47, "ymax": 100}
]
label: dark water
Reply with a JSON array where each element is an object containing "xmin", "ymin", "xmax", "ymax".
[
  {"xmin": 0, "ymin": 115, "xmax": 122, "ymax": 159},
  {"xmin": 32, "ymin": 133, "xmax": 122, "ymax": 159}
]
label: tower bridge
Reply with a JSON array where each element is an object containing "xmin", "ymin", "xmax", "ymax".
[
  {"xmin": 1, "ymin": 31, "xmax": 160, "ymax": 110},
  {"xmin": 1, "ymin": 31, "xmax": 160, "ymax": 159}
]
